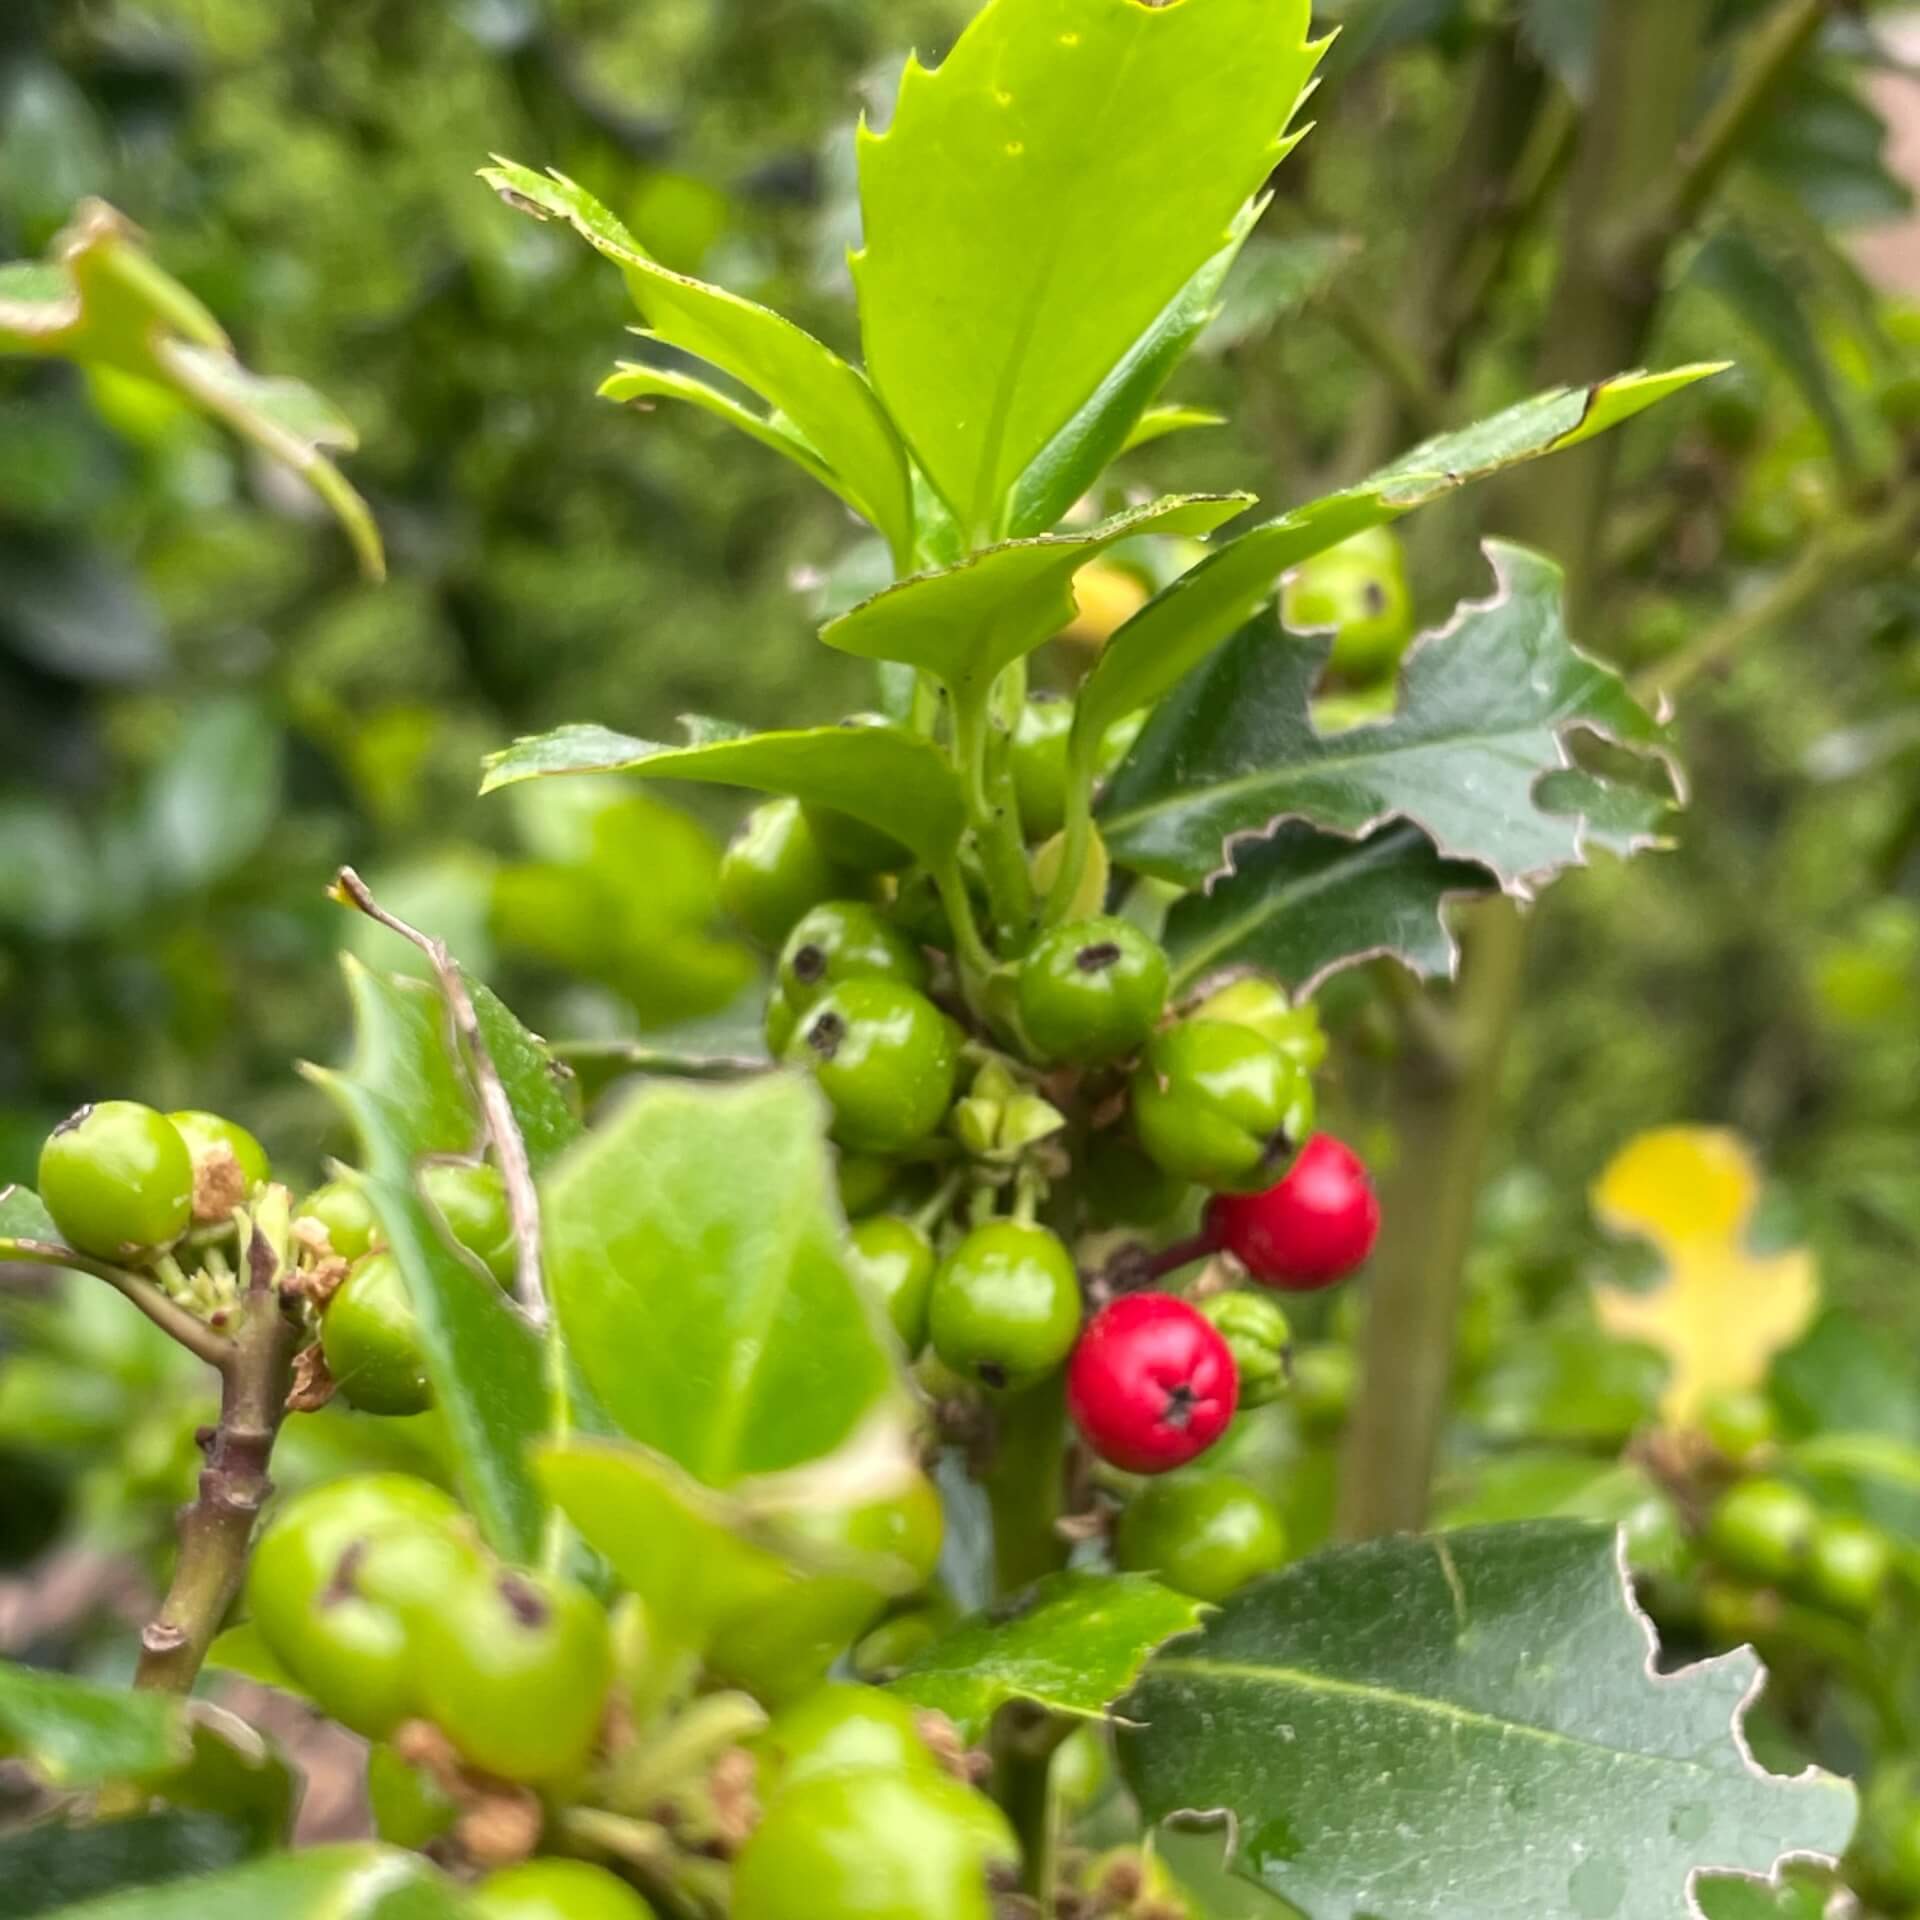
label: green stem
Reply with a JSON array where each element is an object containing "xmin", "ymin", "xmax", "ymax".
[
  {"xmin": 953, "ymin": 681, "xmax": 1033, "ymax": 949},
  {"xmin": 134, "ymin": 1229, "xmax": 298, "ymax": 1693},
  {"xmin": 1041, "ymin": 736, "xmax": 1100, "ymax": 925},
  {"xmin": 991, "ymin": 1707, "xmax": 1069, "ymax": 1904},
  {"xmin": 933, "ymin": 858, "xmax": 996, "ymax": 1011},
  {"xmin": 0, "ymin": 1241, "xmax": 233, "ymax": 1371},
  {"xmin": 983, "ymin": 1376, "xmax": 1069, "ymax": 1595}
]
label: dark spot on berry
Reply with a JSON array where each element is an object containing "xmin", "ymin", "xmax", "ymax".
[
  {"xmin": 806, "ymin": 1011, "xmax": 847, "ymax": 1062},
  {"xmin": 978, "ymin": 1361, "xmax": 1009, "ymax": 1391},
  {"xmin": 51, "ymin": 1105, "xmax": 93, "ymax": 1139},
  {"xmin": 1031, "ymin": 689, "xmax": 1066, "ymax": 706},
  {"xmin": 792, "ymin": 944, "xmax": 826, "ymax": 983},
  {"xmin": 1163, "ymin": 1382, "xmax": 1195, "ymax": 1430},
  {"xmin": 321, "ymin": 1538, "xmax": 367, "ymax": 1608},
  {"xmin": 1076, "ymin": 940, "xmax": 1122, "ymax": 975},
  {"xmin": 497, "ymin": 1572, "xmax": 549, "ymax": 1629},
  {"xmin": 1363, "ymin": 581, "xmax": 1388, "ymax": 616},
  {"xmin": 1260, "ymin": 1128, "xmax": 1297, "ymax": 1173}
]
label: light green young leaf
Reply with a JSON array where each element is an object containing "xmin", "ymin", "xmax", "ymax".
[
  {"xmin": 481, "ymin": 720, "xmax": 967, "ymax": 868},
  {"xmin": 1102, "ymin": 545, "xmax": 1676, "ymax": 894},
  {"xmin": 541, "ymin": 1074, "xmax": 909, "ymax": 1484},
  {"xmin": 0, "ymin": 1661, "xmax": 187, "ymax": 1788},
  {"xmin": 306, "ymin": 961, "xmax": 549, "ymax": 1562},
  {"xmin": 44, "ymin": 1845, "xmax": 462, "ymax": 1919},
  {"xmin": 822, "ymin": 493, "xmax": 1248, "ymax": 702},
  {"xmin": 0, "ymin": 1185, "xmax": 60, "ymax": 1240},
  {"xmin": 890, "ymin": 1570, "xmax": 1207, "ymax": 1743},
  {"xmin": 0, "ymin": 202, "xmax": 381, "ymax": 577},
  {"xmin": 482, "ymin": 159, "xmax": 913, "ymax": 562},
  {"xmin": 855, "ymin": 0, "xmax": 1325, "ymax": 541},
  {"xmin": 1076, "ymin": 363, "xmax": 1725, "ymax": 748},
  {"xmin": 1005, "ymin": 204, "xmax": 1261, "ymax": 537},
  {"xmin": 1122, "ymin": 405, "xmax": 1228, "ymax": 453},
  {"xmin": 599, "ymin": 361, "xmax": 842, "ymax": 499},
  {"xmin": 1121, "ymin": 1522, "xmax": 1855, "ymax": 1920}
]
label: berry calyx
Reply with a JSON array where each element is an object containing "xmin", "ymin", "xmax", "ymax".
[
  {"xmin": 167, "ymin": 1109, "xmax": 270, "ymax": 1223},
  {"xmin": 1205, "ymin": 1133, "xmax": 1379, "ymax": 1289},
  {"xmin": 1067, "ymin": 1293, "xmax": 1238, "ymax": 1474}
]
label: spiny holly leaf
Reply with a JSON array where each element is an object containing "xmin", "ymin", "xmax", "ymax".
[
  {"xmin": 822, "ymin": 494, "xmax": 1249, "ymax": 702},
  {"xmin": 0, "ymin": 1812, "xmax": 254, "ymax": 1917},
  {"xmin": 306, "ymin": 961, "xmax": 549, "ymax": 1562},
  {"xmin": 1162, "ymin": 818, "xmax": 1493, "ymax": 997},
  {"xmin": 481, "ymin": 720, "xmax": 967, "ymax": 868},
  {"xmin": 1591, "ymin": 1129, "xmax": 1819, "ymax": 1430},
  {"xmin": 1101, "ymin": 543, "xmax": 1677, "ymax": 895},
  {"xmin": 0, "ymin": 1661, "xmax": 188, "ymax": 1789},
  {"xmin": 0, "ymin": 203, "xmax": 380, "ymax": 577},
  {"xmin": 41, "ymin": 1845, "xmax": 463, "ymax": 1919},
  {"xmin": 1006, "ymin": 203, "xmax": 1263, "ymax": 538},
  {"xmin": 541, "ymin": 1074, "xmax": 910, "ymax": 1485},
  {"xmin": 1075, "ymin": 364, "xmax": 1723, "ymax": 747},
  {"xmin": 599, "ymin": 361, "xmax": 841, "ymax": 498},
  {"xmin": 482, "ymin": 159, "xmax": 913, "ymax": 563},
  {"xmin": 1120, "ymin": 1522, "xmax": 1855, "ymax": 1920},
  {"xmin": 890, "ymin": 1570, "xmax": 1207, "ymax": 1743},
  {"xmin": 854, "ymin": 0, "xmax": 1325, "ymax": 542}
]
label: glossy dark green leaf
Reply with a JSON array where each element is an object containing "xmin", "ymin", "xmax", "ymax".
[
  {"xmin": 1006, "ymin": 206, "xmax": 1261, "ymax": 536},
  {"xmin": 482, "ymin": 159, "xmax": 913, "ymax": 561},
  {"xmin": 481, "ymin": 720, "xmax": 967, "ymax": 868},
  {"xmin": 822, "ymin": 494, "xmax": 1249, "ymax": 701},
  {"xmin": 1162, "ymin": 819, "xmax": 1492, "ymax": 996},
  {"xmin": 891, "ymin": 1569, "xmax": 1207, "ymax": 1743},
  {"xmin": 5, "ymin": 1814, "xmax": 254, "ymax": 1919},
  {"xmin": 1075, "ymin": 364, "xmax": 1722, "ymax": 746},
  {"xmin": 542, "ymin": 1073, "xmax": 909, "ymax": 1483},
  {"xmin": 1120, "ymin": 1522, "xmax": 1855, "ymax": 1920},
  {"xmin": 853, "ymin": 0, "xmax": 1324, "ymax": 541},
  {"xmin": 307, "ymin": 961, "xmax": 549, "ymax": 1561},
  {"xmin": 0, "ymin": 1661, "xmax": 188, "ymax": 1788},
  {"xmin": 1101, "ymin": 544, "xmax": 1676, "ymax": 894},
  {"xmin": 43, "ymin": 1845, "xmax": 463, "ymax": 1919}
]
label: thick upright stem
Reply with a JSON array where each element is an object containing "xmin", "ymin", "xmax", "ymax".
[
  {"xmin": 983, "ymin": 1377, "xmax": 1069, "ymax": 1595},
  {"xmin": 134, "ymin": 1244, "xmax": 297, "ymax": 1694}
]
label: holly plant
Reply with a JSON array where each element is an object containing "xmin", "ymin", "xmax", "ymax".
[{"xmin": 0, "ymin": 1, "xmax": 1865, "ymax": 1916}]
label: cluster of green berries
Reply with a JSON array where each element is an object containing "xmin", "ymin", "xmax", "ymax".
[{"xmin": 716, "ymin": 726, "xmax": 1381, "ymax": 1584}]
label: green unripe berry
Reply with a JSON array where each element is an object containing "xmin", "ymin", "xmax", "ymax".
[
  {"xmin": 1291, "ymin": 1343, "xmax": 1356, "ymax": 1431},
  {"xmin": 778, "ymin": 901, "xmax": 928, "ymax": 1015},
  {"xmin": 1698, "ymin": 1387, "xmax": 1776, "ymax": 1463},
  {"xmin": 323, "ymin": 1253, "xmax": 432, "ymax": 1416},
  {"xmin": 928, "ymin": 1219, "xmax": 1082, "ymax": 1392},
  {"xmin": 1198, "ymin": 1291, "xmax": 1292, "ymax": 1408},
  {"xmin": 787, "ymin": 978, "xmax": 958, "ymax": 1154},
  {"xmin": 295, "ymin": 1179, "xmax": 383, "ymax": 1263},
  {"xmin": 1281, "ymin": 527, "xmax": 1414, "ymax": 680},
  {"xmin": 366, "ymin": 1742, "xmax": 458, "ymax": 1849},
  {"xmin": 420, "ymin": 1161, "xmax": 515, "ymax": 1285},
  {"xmin": 1116, "ymin": 1476, "xmax": 1287, "ymax": 1602},
  {"xmin": 720, "ymin": 798, "xmax": 850, "ymax": 950},
  {"xmin": 471, "ymin": 1860, "xmax": 657, "ymax": 1920},
  {"xmin": 1805, "ymin": 1514, "xmax": 1893, "ymax": 1621},
  {"xmin": 166, "ymin": 1110, "xmax": 270, "ymax": 1222},
  {"xmin": 1131, "ymin": 1021, "xmax": 1315, "ymax": 1193},
  {"xmin": 1192, "ymin": 978, "xmax": 1327, "ymax": 1071},
  {"xmin": 38, "ymin": 1101, "xmax": 194, "ymax": 1260},
  {"xmin": 757, "ymin": 1681, "xmax": 942, "ymax": 1797},
  {"xmin": 1016, "ymin": 916, "xmax": 1169, "ymax": 1066},
  {"xmin": 836, "ymin": 1152, "xmax": 898, "ymax": 1220},
  {"xmin": 847, "ymin": 1215, "xmax": 937, "ymax": 1353},
  {"xmin": 1707, "ymin": 1477, "xmax": 1817, "ymax": 1585},
  {"xmin": 1010, "ymin": 695, "xmax": 1073, "ymax": 841},
  {"xmin": 850, "ymin": 1607, "xmax": 946, "ymax": 1680}
]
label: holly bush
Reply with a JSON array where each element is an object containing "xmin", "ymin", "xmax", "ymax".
[{"xmin": 2, "ymin": 0, "xmax": 1917, "ymax": 1916}]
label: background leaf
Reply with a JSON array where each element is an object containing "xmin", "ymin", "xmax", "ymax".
[
  {"xmin": 853, "ymin": 0, "xmax": 1324, "ymax": 539},
  {"xmin": 542, "ymin": 1073, "xmax": 907, "ymax": 1483},
  {"xmin": 1120, "ymin": 1522, "xmax": 1855, "ymax": 1920},
  {"xmin": 482, "ymin": 720, "xmax": 968, "ymax": 868},
  {"xmin": 1101, "ymin": 545, "xmax": 1673, "ymax": 895},
  {"xmin": 4, "ymin": 1815, "xmax": 255, "ymax": 1920},
  {"xmin": 890, "ymin": 1569, "xmax": 1207, "ymax": 1743},
  {"xmin": 0, "ymin": 1661, "xmax": 187, "ymax": 1788},
  {"xmin": 42, "ymin": 1845, "xmax": 462, "ymax": 1919}
]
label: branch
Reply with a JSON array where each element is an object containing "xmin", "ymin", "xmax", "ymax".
[
  {"xmin": 0, "ymin": 1239, "xmax": 234, "ymax": 1372},
  {"xmin": 1636, "ymin": 484, "xmax": 1920, "ymax": 704},
  {"xmin": 1607, "ymin": 0, "xmax": 1833, "ymax": 271},
  {"xmin": 332, "ymin": 866, "xmax": 549, "ymax": 1330}
]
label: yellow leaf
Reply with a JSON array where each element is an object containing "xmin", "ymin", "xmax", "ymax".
[{"xmin": 1590, "ymin": 1126, "xmax": 1817, "ymax": 1429}]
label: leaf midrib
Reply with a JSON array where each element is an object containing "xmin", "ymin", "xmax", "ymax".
[{"xmin": 1145, "ymin": 1654, "xmax": 1739, "ymax": 1781}]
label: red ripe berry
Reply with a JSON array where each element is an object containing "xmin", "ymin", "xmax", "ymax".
[
  {"xmin": 1206, "ymin": 1133, "xmax": 1379, "ymax": 1291},
  {"xmin": 1067, "ymin": 1293, "xmax": 1239, "ymax": 1475}
]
